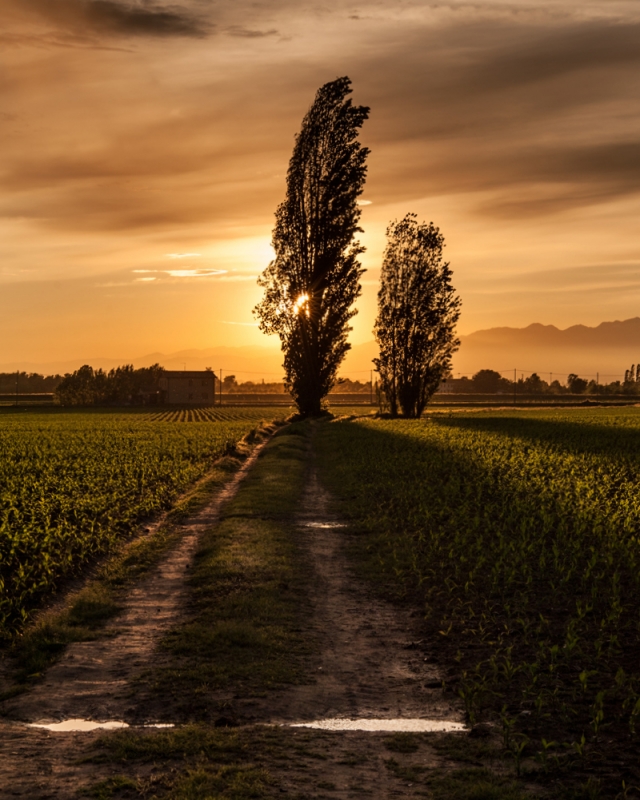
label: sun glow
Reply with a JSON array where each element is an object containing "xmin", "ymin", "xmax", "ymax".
[{"xmin": 293, "ymin": 293, "xmax": 310, "ymax": 316}]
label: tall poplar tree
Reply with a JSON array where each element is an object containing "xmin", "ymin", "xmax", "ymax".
[
  {"xmin": 374, "ymin": 214, "xmax": 461, "ymax": 418},
  {"xmin": 254, "ymin": 77, "xmax": 369, "ymax": 416}
]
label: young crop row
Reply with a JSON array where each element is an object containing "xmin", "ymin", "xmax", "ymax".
[
  {"xmin": 316, "ymin": 408, "xmax": 640, "ymax": 790},
  {"xmin": 144, "ymin": 406, "xmax": 285, "ymax": 423},
  {"xmin": 0, "ymin": 408, "xmax": 273, "ymax": 638}
]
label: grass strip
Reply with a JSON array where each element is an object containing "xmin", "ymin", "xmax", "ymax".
[
  {"xmin": 138, "ymin": 421, "xmax": 314, "ymax": 722},
  {"xmin": 88, "ymin": 726, "xmax": 536, "ymax": 800},
  {"xmin": 1, "ymin": 423, "xmax": 280, "ymax": 694},
  {"xmin": 89, "ymin": 724, "xmax": 351, "ymax": 800}
]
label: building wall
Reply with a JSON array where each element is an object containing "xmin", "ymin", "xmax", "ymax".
[{"xmin": 159, "ymin": 372, "xmax": 217, "ymax": 404}]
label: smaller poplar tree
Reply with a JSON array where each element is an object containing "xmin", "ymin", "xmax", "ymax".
[{"xmin": 374, "ymin": 214, "xmax": 461, "ymax": 418}]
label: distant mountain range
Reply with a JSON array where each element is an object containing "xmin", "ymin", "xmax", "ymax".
[
  {"xmin": 3, "ymin": 318, "xmax": 640, "ymax": 382},
  {"xmin": 453, "ymin": 318, "xmax": 640, "ymax": 380},
  {"xmin": 460, "ymin": 318, "xmax": 640, "ymax": 349}
]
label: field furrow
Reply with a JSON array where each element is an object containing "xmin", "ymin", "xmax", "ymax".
[{"xmin": 0, "ymin": 407, "xmax": 276, "ymax": 637}]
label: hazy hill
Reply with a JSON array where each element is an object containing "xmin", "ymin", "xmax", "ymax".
[
  {"xmin": 344, "ymin": 319, "xmax": 640, "ymax": 380},
  {"xmin": 4, "ymin": 318, "xmax": 640, "ymax": 383},
  {"xmin": 0, "ymin": 347, "xmax": 287, "ymax": 383},
  {"xmin": 453, "ymin": 318, "xmax": 640, "ymax": 381},
  {"xmin": 0, "ymin": 343, "xmax": 381, "ymax": 383}
]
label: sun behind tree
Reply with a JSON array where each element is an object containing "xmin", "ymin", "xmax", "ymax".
[{"xmin": 254, "ymin": 77, "xmax": 369, "ymax": 417}]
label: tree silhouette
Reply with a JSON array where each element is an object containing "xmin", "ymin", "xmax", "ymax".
[
  {"xmin": 472, "ymin": 369, "xmax": 509, "ymax": 394},
  {"xmin": 374, "ymin": 214, "xmax": 461, "ymax": 418},
  {"xmin": 254, "ymin": 77, "xmax": 369, "ymax": 416},
  {"xmin": 567, "ymin": 373, "xmax": 588, "ymax": 394}
]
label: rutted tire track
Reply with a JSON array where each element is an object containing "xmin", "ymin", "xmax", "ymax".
[{"xmin": 259, "ymin": 464, "xmax": 461, "ymax": 727}]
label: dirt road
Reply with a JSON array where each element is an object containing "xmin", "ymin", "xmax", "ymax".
[
  {"xmin": 0, "ymin": 430, "xmax": 472, "ymax": 799},
  {"xmin": 237, "ymin": 465, "xmax": 460, "ymax": 727}
]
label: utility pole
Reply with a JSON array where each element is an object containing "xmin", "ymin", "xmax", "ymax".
[
  {"xmin": 513, "ymin": 368, "xmax": 516, "ymax": 407},
  {"xmin": 219, "ymin": 369, "xmax": 222, "ymax": 406},
  {"xmin": 15, "ymin": 370, "xmax": 18, "ymax": 407},
  {"xmin": 370, "ymin": 370, "xmax": 373, "ymax": 405}
]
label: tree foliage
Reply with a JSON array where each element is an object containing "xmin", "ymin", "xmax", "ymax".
[
  {"xmin": 374, "ymin": 214, "xmax": 461, "ymax": 418},
  {"xmin": 0, "ymin": 372, "xmax": 62, "ymax": 393},
  {"xmin": 472, "ymin": 369, "xmax": 510, "ymax": 394},
  {"xmin": 55, "ymin": 364, "xmax": 164, "ymax": 406},
  {"xmin": 567, "ymin": 373, "xmax": 588, "ymax": 394},
  {"xmin": 254, "ymin": 77, "xmax": 369, "ymax": 416}
]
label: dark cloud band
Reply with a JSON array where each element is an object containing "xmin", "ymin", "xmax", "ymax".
[{"xmin": 20, "ymin": 0, "xmax": 209, "ymax": 38}]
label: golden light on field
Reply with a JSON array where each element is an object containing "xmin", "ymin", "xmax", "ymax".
[{"xmin": 1, "ymin": 0, "xmax": 639, "ymax": 372}]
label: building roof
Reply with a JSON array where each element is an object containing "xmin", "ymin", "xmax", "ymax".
[{"xmin": 163, "ymin": 370, "xmax": 217, "ymax": 379}]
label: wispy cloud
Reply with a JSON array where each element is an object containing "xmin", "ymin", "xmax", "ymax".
[
  {"xmin": 166, "ymin": 269, "xmax": 226, "ymax": 278},
  {"xmin": 165, "ymin": 253, "xmax": 202, "ymax": 259},
  {"xmin": 226, "ymin": 26, "xmax": 278, "ymax": 38},
  {"xmin": 132, "ymin": 268, "xmax": 227, "ymax": 279}
]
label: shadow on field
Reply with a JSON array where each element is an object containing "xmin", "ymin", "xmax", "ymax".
[
  {"xmin": 433, "ymin": 408, "xmax": 640, "ymax": 458},
  {"xmin": 314, "ymin": 415, "xmax": 640, "ymax": 798}
]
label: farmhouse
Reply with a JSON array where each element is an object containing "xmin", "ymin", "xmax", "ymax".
[{"xmin": 159, "ymin": 370, "xmax": 217, "ymax": 405}]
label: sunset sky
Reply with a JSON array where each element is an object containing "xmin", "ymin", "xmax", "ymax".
[{"xmin": 1, "ymin": 0, "xmax": 639, "ymax": 372}]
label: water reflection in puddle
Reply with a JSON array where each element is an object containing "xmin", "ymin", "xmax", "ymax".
[
  {"xmin": 303, "ymin": 522, "xmax": 346, "ymax": 529},
  {"xmin": 27, "ymin": 719, "xmax": 174, "ymax": 732},
  {"xmin": 290, "ymin": 718, "xmax": 467, "ymax": 733}
]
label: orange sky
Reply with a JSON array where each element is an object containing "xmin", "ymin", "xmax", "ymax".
[{"xmin": 1, "ymin": 0, "xmax": 640, "ymax": 372}]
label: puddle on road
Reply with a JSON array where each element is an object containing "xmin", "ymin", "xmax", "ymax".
[
  {"xmin": 289, "ymin": 718, "xmax": 467, "ymax": 733},
  {"xmin": 27, "ymin": 719, "xmax": 174, "ymax": 732},
  {"xmin": 26, "ymin": 718, "xmax": 465, "ymax": 734},
  {"xmin": 303, "ymin": 522, "xmax": 346, "ymax": 529}
]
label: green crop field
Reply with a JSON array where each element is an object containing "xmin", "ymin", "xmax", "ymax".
[
  {"xmin": 316, "ymin": 408, "xmax": 640, "ymax": 781},
  {"xmin": 0, "ymin": 406, "xmax": 276, "ymax": 638}
]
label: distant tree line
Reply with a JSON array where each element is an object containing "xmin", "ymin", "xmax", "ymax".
[
  {"xmin": 445, "ymin": 368, "xmax": 640, "ymax": 395},
  {"xmin": 623, "ymin": 363, "xmax": 640, "ymax": 384},
  {"xmin": 221, "ymin": 375, "xmax": 285, "ymax": 394},
  {"xmin": 221, "ymin": 375, "xmax": 374, "ymax": 394},
  {"xmin": 55, "ymin": 364, "xmax": 165, "ymax": 406},
  {"xmin": 0, "ymin": 372, "xmax": 62, "ymax": 393}
]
